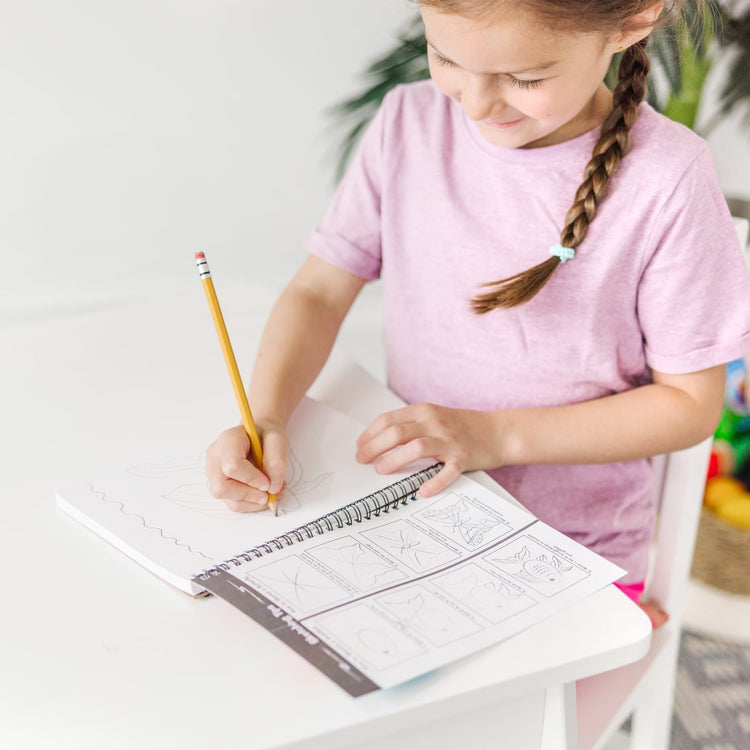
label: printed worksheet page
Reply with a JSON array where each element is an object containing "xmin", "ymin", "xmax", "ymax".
[{"xmin": 200, "ymin": 473, "xmax": 625, "ymax": 696}]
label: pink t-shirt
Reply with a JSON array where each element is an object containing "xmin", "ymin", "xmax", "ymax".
[{"xmin": 307, "ymin": 80, "xmax": 750, "ymax": 581}]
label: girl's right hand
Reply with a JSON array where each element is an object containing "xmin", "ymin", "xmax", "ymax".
[{"xmin": 205, "ymin": 422, "xmax": 289, "ymax": 513}]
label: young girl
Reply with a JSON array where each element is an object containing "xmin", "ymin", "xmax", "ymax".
[{"xmin": 205, "ymin": 0, "xmax": 750, "ymax": 624}]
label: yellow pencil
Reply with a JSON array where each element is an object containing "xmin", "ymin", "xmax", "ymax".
[{"xmin": 195, "ymin": 251, "xmax": 278, "ymax": 516}]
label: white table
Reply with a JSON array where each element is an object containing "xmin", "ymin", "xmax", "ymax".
[{"xmin": 0, "ymin": 284, "xmax": 651, "ymax": 749}]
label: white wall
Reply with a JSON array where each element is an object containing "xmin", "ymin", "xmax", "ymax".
[
  {"xmin": 1, "ymin": 0, "xmax": 410, "ymax": 324},
  {"xmin": 3, "ymin": 1, "xmax": 749, "ymax": 327}
]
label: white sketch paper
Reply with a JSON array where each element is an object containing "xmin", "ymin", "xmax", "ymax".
[{"xmin": 55, "ymin": 397, "xmax": 424, "ymax": 594}]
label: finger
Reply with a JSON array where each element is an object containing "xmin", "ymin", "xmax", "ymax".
[
  {"xmin": 372, "ymin": 437, "xmax": 438, "ymax": 475},
  {"xmin": 357, "ymin": 421, "xmax": 424, "ymax": 464},
  {"xmin": 356, "ymin": 407, "xmax": 416, "ymax": 448},
  {"xmin": 208, "ymin": 476, "xmax": 269, "ymax": 507},
  {"xmin": 417, "ymin": 462, "xmax": 462, "ymax": 497},
  {"xmin": 261, "ymin": 430, "xmax": 289, "ymax": 495},
  {"xmin": 222, "ymin": 493, "xmax": 271, "ymax": 513},
  {"xmin": 221, "ymin": 455, "xmax": 270, "ymax": 493}
]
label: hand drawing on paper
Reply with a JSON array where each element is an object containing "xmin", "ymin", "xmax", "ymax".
[
  {"xmin": 126, "ymin": 450, "xmax": 332, "ymax": 519},
  {"xmin": 434, "ymin": 565, "xmax": 536, "ymax": 624},
  {"xmin": 306, "ymin": 538, "xmax": 405, "ymax": 590},
  {"xmin": 487, "ymin": 536, "xmax": 588, "ymax": 597},
  {"xmin": 245, "ymin": 555, "xmax": 349, "ymax": 613},
  {"xmin": 361, "ymin": 519, "xmax": 458, "ymax": 572},
  {"xmin": 414, "ymin": 494, "xmax": 510, "ymax": 549},
  {"xmin": 377, "ymin": 586, "xmax": 481, "ymax": 646}
]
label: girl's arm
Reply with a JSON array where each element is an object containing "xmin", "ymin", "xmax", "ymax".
[
  {"xmin": 356, "ymin": 365, "xmax": 726, "ymax": 496},
  {"xmin": 205, "ymin": 256, "xmax": 366, "ymax": 510}
]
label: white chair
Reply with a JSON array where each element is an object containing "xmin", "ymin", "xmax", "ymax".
[
  {"xmin": 575, "ymin": 436, "xmax": 713, "ymax": 750},
  {"xmin": 574, "ymin": 214, "xmax": 747, "ymax": 750}
]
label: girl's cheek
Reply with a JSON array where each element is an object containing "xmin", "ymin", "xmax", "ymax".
[{"xmin": 428, "ymin": 65, "xmax": 461, "ymax": 100}]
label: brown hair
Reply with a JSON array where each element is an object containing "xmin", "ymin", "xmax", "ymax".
[{"xmin": 418, "ymin": 0, "xmax": 682, "ymax": 312}]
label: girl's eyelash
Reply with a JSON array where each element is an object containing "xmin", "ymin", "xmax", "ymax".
[
  {"xmin": 430, "ymin": 49, "xmax": 544, "ymax": 89},
  {"xmin": 508, "ymin": 77, "xmax": 543, "ymax": 90},
  {"xmin": 432, "ymin": 51, "xmax": 455, "ymax": 67}
]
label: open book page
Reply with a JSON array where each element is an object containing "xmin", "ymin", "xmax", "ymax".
[
  {"xmin": 198, "ymin": 473, "xmax": 626, "ymax": 696},
  {"xmin": 56, "ymin": 397, "xmax": 429, "ymax": 594}
]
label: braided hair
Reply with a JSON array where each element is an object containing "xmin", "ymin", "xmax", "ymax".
[{"xmin": 471, "ymin": 38, "xmax": 652, "ymax": 312}]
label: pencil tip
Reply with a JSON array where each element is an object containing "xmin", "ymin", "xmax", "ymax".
[{"xmin": 270, "ymin": 500, "xmax": 278, "ymax": 517}]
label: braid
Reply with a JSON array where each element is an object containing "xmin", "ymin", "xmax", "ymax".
[{"xmin": 471, "ymin": 37, "xmax": 651, "ymax": 314}]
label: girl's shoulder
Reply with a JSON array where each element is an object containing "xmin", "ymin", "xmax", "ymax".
[
  {"xmin": 629, "ymin": 103, "xmax": 711, "ymax": 174},
  {"xmin": 375, "ymin": 80, "xmax": 456, "ymax": 150},
  {"xmin": 383, "ymin": 79, "xmax": 445, "ymax": 108},
  {"xmin": 380, "ymin": 80, "xmax": 452, "ymax": 125}
]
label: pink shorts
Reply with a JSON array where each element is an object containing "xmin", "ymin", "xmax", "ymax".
[{"xmin": 615, "ymin": 580, "xmax": 645, "ymax": 604}]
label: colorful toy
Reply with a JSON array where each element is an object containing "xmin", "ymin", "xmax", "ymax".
[{"xmin": 703, "ymin": 357, "xmax": 750, "ymax": 529}]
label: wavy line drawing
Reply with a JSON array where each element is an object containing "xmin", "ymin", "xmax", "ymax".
[{"xmin": 88, "ymin": 482, "xmax": 212, "ymax": 560}]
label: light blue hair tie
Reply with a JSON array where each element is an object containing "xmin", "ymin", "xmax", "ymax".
[{"xmin": 550, "ymin": 243, "xmax": 575, "ymax": 263}]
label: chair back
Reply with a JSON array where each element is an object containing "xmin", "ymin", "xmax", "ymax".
[{"xmin": 646, "ymin": 438, "xmax": 712, "ymax": 619}]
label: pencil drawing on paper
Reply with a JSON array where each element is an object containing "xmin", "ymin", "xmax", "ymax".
[
  {"xmin": 487, "ymin": 536, "xmax": 588, "ymax": 596},
  {"xmin": 314, "ymin": 603, "xmax": 427, "ymax": 671},
  {"xmin": 434, "ymin": 564, "xmax": 536, "ymax": 624},
  {"xmin": 306, "ymin": 537, "xmax": 405, "ymax": 590},
  {"xmin": 361, "ymin": 519, "xmax": 458, "ymax": 572},
  {"xmin": 87, "ymin": 482, "xmax": 213, "ymax": 560},
  {"xmin": 245, "ymin": 555, "xmax": 349, "ymax": 612},
  {"xmin": 126, "ymin": 450, "xmax": 333, "ymax": 518},
  {"xmin": 377, "ymin": 586, "xmax": 481, "ymax": 646},
  {"xmin": 414, "ymin": 494, "xmax": 510, "ymax": 549}
]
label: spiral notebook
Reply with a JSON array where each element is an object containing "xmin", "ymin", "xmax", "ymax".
[
  {"xmin": 57, "ymin": 394, "xmax": 625, "ymax": 696},
  {"xmin": 193, "ymin": 467, "xmax": 625, "ymax": 696},
  {"xmin": 55, "ymin": 397, "xmax": 438, "ymax": 596}
]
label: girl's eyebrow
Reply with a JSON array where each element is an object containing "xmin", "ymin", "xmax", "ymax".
[{"xmin": 425, "ymin": 35, "xmax": 559, "ymax": 75}]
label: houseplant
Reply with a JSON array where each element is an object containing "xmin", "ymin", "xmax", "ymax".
[{"xmin": 330, "ymin": 0, "xmax": 750, "ymax": 186}]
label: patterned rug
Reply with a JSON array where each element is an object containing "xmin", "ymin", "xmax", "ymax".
[{"xmin": 671, "ymin": 630, "xmax": 750, "ymax": 749}]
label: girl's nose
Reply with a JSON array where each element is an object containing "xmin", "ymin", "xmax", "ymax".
[{"xmin": 459, "ymin": 75, "xmax": 503, "ymax": 122}]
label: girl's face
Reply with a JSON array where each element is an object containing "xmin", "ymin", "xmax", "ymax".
[{"xmin": 422, "ymin": 6, "xmax": 622, "ymax": 149}]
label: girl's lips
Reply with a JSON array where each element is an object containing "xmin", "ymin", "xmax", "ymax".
[{"xmin": 482, "ymin": 117, "xmax": 525, "ymax": 129}]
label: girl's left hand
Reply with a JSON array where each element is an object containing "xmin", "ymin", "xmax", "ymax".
[{"xmin": 355, "ymin": 403, "xmax": 500, "ymax": 496}]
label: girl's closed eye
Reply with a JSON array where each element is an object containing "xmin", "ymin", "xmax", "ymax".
[
  {"xmin": 431, "ymin": 50, "xmax": 455, "ymax": 68},
  {"xmin": 430, "ymin": 47, "xmax": 544, "ymax": 90},
  {"xmin": 507, "ymin": 76, "xmax": 544, "ymax": 90}
]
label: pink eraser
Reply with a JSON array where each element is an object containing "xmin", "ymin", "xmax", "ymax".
[{"xmin": 195, "ymin": 251, "xmax": 205, "ymax": 260}]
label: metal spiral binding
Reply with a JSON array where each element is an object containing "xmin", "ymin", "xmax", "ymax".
[{"xmin": 194, "ymin": 463, "xmax": 442, "ymax": 581}]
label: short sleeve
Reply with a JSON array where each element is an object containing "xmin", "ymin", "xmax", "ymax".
[
  {"xmin": 304, "ymin": 94, "xmax": 394, "ymax": 281},
  {"xmin": 637, "ymin": 148, "xmax": 750, "ymax": 373}
]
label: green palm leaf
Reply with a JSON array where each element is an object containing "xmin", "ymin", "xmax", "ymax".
[{"xmin": 328, "ymin": 1, "xmax": 750, "ymax": 177}]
